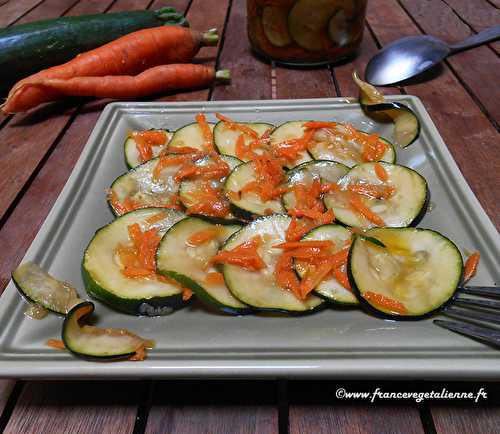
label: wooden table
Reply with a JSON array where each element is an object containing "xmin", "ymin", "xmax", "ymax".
[{"xmin": 0, "ymin": 0, "xmax": 499, "ymax": 432}]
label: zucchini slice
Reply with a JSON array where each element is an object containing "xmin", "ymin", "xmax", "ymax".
[
  {"xmin": 324, "ymin": 162, "xmax": 428, "ymax": 229},
  {"xmin": 262, "ymin": 6, "xmax": 292, "ymax": 47},
  {"xmin": 221, "ymin": 215, "xmax": 325, "ymax": 313},
  {"xmin": 168, "ymin": 122, "xmax": 215, "ymax": 152},
  {"xmin": 179, "ymin": 154, "xmax": 242, "ymax": 221},
  {"xmin": 12, "ymin": 262, "xmax": 82, "ymax": 315},
  {"xmin": 282, "ymin": 160, "xmax": 349, "ymax": 211},
  {"xmin": 62, "ymin": 301, "xmax": 153, "ymax": 360},
  {"xmin": 213, "ymin": 121, "xmax": 274, "ymax": 159},
  {"xmin": 156, "ymin": 217, "xmax": 251, "ymax": 314},
  {"xmin": 269, "ymin": 121, "xmax": 313, "ymax": 169},
  {"xmin": 295, "ymin": 224, "xmax": 358, "ymax": 305},
  {"xmin": 83, "ymin": 208, "xmax": 187, "ymax": 316},
  {"xmin": 307, "ymin": 124, "xmax": 396, "ymax": 167},
  {"xmin": 349, "ymin": 228, "xmax": 463, "ymax": 318},
  {"xmin": 288, "ymin": 0, "xmax": 337, "ymax": 51},
  {"xmin": 108, "ymin": 156, "xmax": 183, "ymax": 216},
  {"xmin": 124, "ymin": 129, "xmax": 172, "ymax": 169},
  {"xmin": 353, "ymin": 71, "xmax": 421, "ymax": 148},
  {"xmin": 224, "ymin": 161, "xmax": 286, "ymax": 217}
]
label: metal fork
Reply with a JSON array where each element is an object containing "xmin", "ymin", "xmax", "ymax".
[{"xmin": 434, "ymin": 286, "xmax": 500, "ymax": 348}]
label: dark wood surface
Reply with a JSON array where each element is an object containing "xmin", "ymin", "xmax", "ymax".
[{"xmin": 0, "ymin": 0, "xmax": 499, "ymax": 433}]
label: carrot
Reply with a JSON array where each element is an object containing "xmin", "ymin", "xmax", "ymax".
[
  {"xmin": 215, "ymin": 113, "xmax": 259, "ymax": 139},
  {"xmin": 275, "ymin": 252, "xmax": 302, "ymax": 299},
  {"xmin": 182, "ymin": 288, "xmax": 193, "ymax": 301},
  {"xmin": 145, "ymin": 212, "xmax": 168, "ymax": 225},
  {"xmin": 299, "ymin": 262, "xmax": 333, "ymax": 298},
  {"xmin": 205, "ymin": 272, "xmax": 225, "ymax": 285},
  {"xmin": 7, "ymin": 65, "xmax": 229, "ymax": 113},
  {"xmin": 332, "ymin": 266, "xmax": 351, "ymax": 291},
  {"xmin": 195, "ymin": 113, "xmax": 215, "ymax": 151},
  {"xmin": 273, "ymin": 240, "xmax": 333, "ymax": 250},
  {"xmin": 363, "ymin": 291, "xmax": 407, "ymax": 314},
  {"xmin": 187, "ymin": 227, "xmax": 221, "ymax": 246},
  {"xmin": 3, "ymin": 27, "xmax": 219, "ymax": 113},
  {"xmin": 349, "ymin": 193, "xmax": 385, "ymax": 226},
  {"xmin": 303, "ymin": 121, "xmax": 337, "ymax": 129},
  {"xmin": 463, "ymin": 251, "xmax": 480, "ymax": 282},
  {"xmin": 374, "ymin": 162, "xmax": 389, "ymax": 182},
  {"xmin": 132, "ymin": 130, "xmax": 168, "ymax": 163},
  {"xmin": 347, "ymin": 183, "xmax": 395, "ymax": 200},
  {"xmin": 47, "ymin": 339, "xmax": 66, "ymax": 350},
  {"xmin": 209, "ymin": 236, "xmax": 265, "ymax": 271}
]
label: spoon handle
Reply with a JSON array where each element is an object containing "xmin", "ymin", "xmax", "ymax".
[{"xmin": 449, "ymin": 25, "xmax": 500, "ymax": 53}]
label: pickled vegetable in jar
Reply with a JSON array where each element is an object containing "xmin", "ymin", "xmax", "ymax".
[{"xmin": 247, "ymin": 0, "xmax": 367, "ymax": 65}]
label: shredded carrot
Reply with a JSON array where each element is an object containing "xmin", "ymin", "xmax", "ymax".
[
  {"xmin": 239, "ymin": 154, "xmax": 286, "ymax": 202},
  {"xmin": 374, "ymin": 162, "xmax": 389, "ymax": 182},
  {"xmin": 169, "ymin": 146, "xmax": 206, "ymax": 155},
  {"xmin": 195, "ymin": 113, "xmax": 214, "ymax": 151},
  {"xmin": 347, "ymin": 183, "xmax": 395, "ymax": 200},
  {"xmin": 47, "ymin": 339, "xmax": 66, "ymax": 350},
  {"xmin": 145, "ymin": 212, "xmax": 167, "ymax": 225},
  {"xmin": 285, "ymin": 209, "xmax": 335, "ymax": 242},
  {"xmin": 332, "ymin": 266, "xmax": 351, "ymax": 291},
  {"xmin": 205, "ymin": 271, "xmax": 225, "ymax": 285},
  {"xmin": 463, "ymin": 251, "xmax": 480, "ymax": 282},
  {"xmin": 235, "ymin": 134, "xmax": 247, "ymax": 160},
  {"xmin": 303, "ymin": 121, "xmax": 337, "ymax": 130},
  {"xmin": 153, "ymin": 155, "xmax": 187, "ymax": 180},
  {"xmin": 364, "ymin": 291, "xmax": 407, "ymax": 314},
  {"xmin": 275, "ymin": 251, "xmax": 302, "ymax": 299},
  {"xmin": 185, "ymin": 182, "xmax": 230, "ymax": 218},
  {"xmin": 349, "ymin": 193, "xmax": 385, "ymax": 226},
  {"xmin": 341, "ymin": 124, "xmax": 388, "ymax": 162},
  {"xmin": 132, "ymin": 130, "xmax": 168, "ymax": 163},
  {"xmin": 209, "ymin": 236, "xmax": 265, "ymax": 271},
  {"xmin": 107, "ymin": 189, "xmax": 128, "ymax": 215},
  {"xmin": 320, "ymin": 183, "xmax": 340, "ymax": 193},
  {"xmin": 274, "ymin": 240, "xmax": 334, "ymax": 250},
  {"xmin": 182, "ymin": 288, "xmax": 193, "ymax": 301},
  {"xmin": 273, "ymin": 129, "xmax": 314, "ymax": 163},
  {"xmin": 187, "ymin": 227, "xmax": 221, "ymax": 246},
  {"xmin": 287, "ymin": 178, "xmax": 324, "ymax": 217},
  {"xmin": 299, "ymin": 261, "xmax": 334, "ymax": 298},
  {"xmin": 216, "ymin": 113, "xmax": 259, "ymax": 139}
]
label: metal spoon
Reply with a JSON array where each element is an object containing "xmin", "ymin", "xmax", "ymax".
[{"xmin": 365, "ymin": 25, "xmax": 500, "ymax": 86}]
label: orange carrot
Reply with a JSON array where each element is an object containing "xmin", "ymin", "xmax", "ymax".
[
  {"xmin": 209, "ymin": 236, "xmax": 265, "ymax": 271},
  {"xmin": 4, "ymin": 27, "xmax": 219, "ymax": 113},
  {"xmin": 349, "ymin": 194, "xmax": 385, "ymax": 226},
  {"xmin": 205, "ymin": 272, "xmax": 225, "ymax": 285},
  {"xmin": 215, "ymin": 113, "xmax": 259, "ymax": 139},
  {"xmin": 299, "ymin": 262, "xmax": 333, "ymax": 298},
  {"xmin": 187, "ymin": 227, "xmax": 221, "ymax": 246},
  {"xmin": 132, "ymin": 130, "xmax": 168, "ymax": 163},
  {"xmin": 463, "ymin": 251, "xmax": 480, "ymax": 282},
  {"xmin": 332, "ymin": 266, "xmax": 351, "ymax": 291},
  {"xmin": 47, "ymin": 339, "xmax": 66, "ymax": 350},
  {"xmin": 275, "ymin": 251, "xmax": 302, "ymax": 299},
  {"xmin": 182, "ymin": 288, "xmax": 193, "ymax": 301},
  {"xmin": 347, "ymin": 183, "xmax": 395, "ymax": 200},
  {"xmin": 195, "ymin": 113, "xmax": 215, "ymax": 151},
  {"xmin": 273, "ymin": 240, "xmax": 334, "ymax": 250},
  {"xmin": 303, "ymin": 121, "xmax": 337, "ymax": 129},
  {"xmin": 374, "ymin": 162, "xmax": 389, "ymax": 182},
  {"xmin": 145, "ymin": 212, "xmax": 167, "ymax": 225},
  {"xmin": 364, "ymin": 291, "xmax": 407, "ymax": 314}
]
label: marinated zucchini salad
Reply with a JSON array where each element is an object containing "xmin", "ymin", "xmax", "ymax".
[{"xmin": 11, "ymin": 84, "xmax": 482, "ymax": 362}]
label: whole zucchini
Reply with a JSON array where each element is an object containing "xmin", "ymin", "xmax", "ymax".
[{"xmin": 0, "ymin": 7, "xmax": 188, "ymax": 91}]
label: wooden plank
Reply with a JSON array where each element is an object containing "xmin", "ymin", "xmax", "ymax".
[
  {"xmin": 14, "ymin": 0, "xmax": 78, "ymax": 25},
  {"xmin": 275, "ymin": 66, "xmax": 336, "ymax": 99},
  {"xmin": 0, "ymin": 380, "xmax": 15, "ymax": 417},
  {"xmin": 400, "ymin": 0, "xmax": 500, "ymax": 125},
  {"xmin": 366, "ymin": 0, "xmax": 500, "ymax": 229},
  {"xmin": 432, "ymin": 406, "xmax": 500, "ymax": 434},
  {"xmin": 212, "ymin": 0, "xmax": 272, "ymax": 101},
  {"xmin": 3, "ymin": 381, "xmax": 144, "ymax": 434},
  {"xmin": 150, "ymin": 0, "xmax": 191, "ymax": 11},
  {"xmin": 145, "ymin": 381, "xmax": 278, "ymax": 434},
  {"xmin": 0, "ymin": 0, "xmax": 151, "ymax": 225},
  {"xmin": 0, "ymin": 0, "xmax": 43, "ymax": 27},
  {"xmin": 441, "ymin": 0, "xmax": 500, "ymax": 54}
]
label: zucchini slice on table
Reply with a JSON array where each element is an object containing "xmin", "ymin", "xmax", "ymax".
[
  {"xmin": 12, "ymin": 262, "xmax": 82, "ymax": 316},
  {"xmin": 62, "ymin": 301, "xmax": 154, "ymax": 361},
  {"xmin": 224, "ymin": 161, "xmax": 286, "ymax": 218},
  {"xmin": 156, "ymin": 217, "xmax": 251, "ymax": 315},
  {"xmin": 108, "ymin": 156, "xmax": 183, "ymax": 216},
  {"xmin": 83, "ymin": 208, "xmax": 187, "ymax": 315},
  {"xmin": 288, "ymin": 0, "xmax": 337, "ymax": 51},
  {"xmin": 295, "ymin": 225, "xmax": 358, "ymax": 305},
  {"xmin": 269, "ymin": 121, "xmax": 313, "ymax": 169},
  {"xmin": 349, "ymin": 228, "xmax": 463, "ymax": 319},
  {"xmin": 124, "ymin": 129, "xmax": 172, "ymax": 169},
  {"xmin": 168, "ymin": 122, "xmax": 215, "ymax": 151},
  {"xmin": 324, "ymin": 162, "xmax": 428, "ymax": 229},
  {"xmin": 262, "ymin": 6, "xmax": 293, "ymax": 47},
  {"xmin": 213, "ymin": 121, "xmax": 274, "ymax": 159},
  {"xmin": 282, "ymin": 160, "xmax": 349, "ymax": 211},
  {"xmin": 221, "ymin": 215, "xmax": 325, "ymax": 313},
  {"xmin": 179, "ymin": 154, "xmax": 242, "ymax": 221},
  {"xmin": 307, "ymin": 124, "xmax": 396, "ymax": 167}
]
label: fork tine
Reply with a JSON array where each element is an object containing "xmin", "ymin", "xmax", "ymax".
[
  {"xmin": 434, "ymin": 319, "xmax": 500, "ymax": 348},
  {"xmin": 454, "ymin": 296, "xmax": 500, "ymax": 311},
  {"xmin": 443, "ymin": 305, "xmax": 500, "ymax": 325},
  {"xmin": 459, "ymin": 286, "xmax": 500, "ymax": 298}
]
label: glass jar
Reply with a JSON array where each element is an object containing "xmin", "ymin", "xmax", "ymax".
[{"xmin": 247, "ymin": 0, "xmax": 367, "ymax": 66}]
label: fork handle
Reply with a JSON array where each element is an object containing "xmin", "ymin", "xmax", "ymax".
[
  {"xmin": 449, "ymin": 25, "xmax": 500, "ymax": 53},
  {"xmin": 459, "ymin": 286, "xmax": 500, "ymax": 298}
]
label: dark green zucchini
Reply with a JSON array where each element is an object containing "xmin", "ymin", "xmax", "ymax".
[
  {"xmin": 62, "ymin": 301, "xmax": 154, "ymax": 360},
  {"xmin": 0, "ymin": 7, "xmax": 188, "ymax": 91}
]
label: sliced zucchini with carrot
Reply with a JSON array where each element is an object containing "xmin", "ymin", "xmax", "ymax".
[
  {"xmin": 269, "ymin": 121, "xmax": 314, "ymax": 168},
  {"xmin": 108, "ymin": 155, "xmax": 185, "ymax": 216},
  {"xmin": 282, "ymin": 160, "xmax": 349, "ymax": 211},
  {"xmin": 213, "ymin": 120, "xmax": 274, "ymax": 159},
  {"xmin": 220, "ymin": 214, "xmax": 325, "ymax": 313},
  {"xmin": 224, "ymin": 160, "xmax": 286, "ymax": 218},
  {"xmin": 288, "ymin": 0, "xmax": 337, "ymax": 51},
  {"xmin": 124, "ymin": 129, "xmax": 171, "ymax": 169},
  {"xmin": 262, "ymin": 6, "xmax": 292, "ymax": 47},
  {"xmin": 324, "ymin": 162, "xmax": 428, "ymax": 229},
  {"xmin": 295, "ymin": 224, "xmax": 357, "ymax": 305},
  {"xmin": 353, "ymin": 71, "xmax": 420, "ymax": 148},
  {"xmin": 307, "ymin": 123, "xmax": 396, "ymax": 167},
  {"xmin": 83, "ymin": 208, "xmax": 187, "ymax": 316},
  {"xmin": 168, "ymin": 121, "xmax": 215, "ymax": 152},
  {"xmin": 12, "ymin": 262, "xmax": 82, "ymax": 315},
  {"xmin": 179, "ymin": 154, "xmax": 242, "ymax": 221},
  {"xmin": 62, "ymin": 301, "xmax": 154, "ymax": 360},
  {"xmin": 349, "ymin": 227, "xmax": 463, "ymax": 318},
  {"xmin": 156, "ymin": 217, "xmax": 251, "ymax": 315}
]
